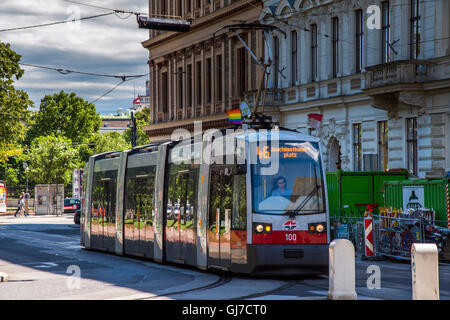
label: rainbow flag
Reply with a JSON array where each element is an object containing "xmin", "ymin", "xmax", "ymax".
[{"xmin": 226, "ymin": 108, "xmax": 242, "ymax": 124}]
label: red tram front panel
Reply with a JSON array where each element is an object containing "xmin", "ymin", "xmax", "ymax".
[{"xmin": 251, "ymin": 215, "xmax": 327, "ymax": 245}]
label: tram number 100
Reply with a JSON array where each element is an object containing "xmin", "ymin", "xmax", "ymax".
[{"xmin": 285, "ymin": 233, "xmax": 297, "ymax": 241}]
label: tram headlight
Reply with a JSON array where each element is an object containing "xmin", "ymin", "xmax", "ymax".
[
  {"xmin": 308, "ymin": 222, "xmax": 326, "ymax": 233},
  {"xmin": 253, "ymin": 223, "xmax": 272, "ymax": 234}
]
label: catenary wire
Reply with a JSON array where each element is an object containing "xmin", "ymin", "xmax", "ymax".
[{"xmin": 0, "ymin": 12, "xmax": 114, "ymax": 33}]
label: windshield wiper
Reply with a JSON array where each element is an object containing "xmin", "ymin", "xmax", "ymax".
[{"xmin": 286, "ymin": 165, "xmax": 321, "ymax": 218}]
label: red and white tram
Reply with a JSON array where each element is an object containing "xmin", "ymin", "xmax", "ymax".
[{"xmin": 81, "ymin": 127, "xmax": 329, "ymax": 274}]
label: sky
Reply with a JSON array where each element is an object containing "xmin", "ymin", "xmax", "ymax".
[{"xmin": 0, "ymin": 0, "xmax": 149, "ymax": 115}]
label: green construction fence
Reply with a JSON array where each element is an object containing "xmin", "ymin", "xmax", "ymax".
[
  {"xmin": 326, "ymin": 170, "xmax": 409, "ymax": 220},
  {"xmin": 384, "ymin": 178, "xmax": 450, "ymax": 226}
]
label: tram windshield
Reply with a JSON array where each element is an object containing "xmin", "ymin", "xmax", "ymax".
[{"xmin": 251, "ymin": 140, "xmax": 325, "ymax": 215}]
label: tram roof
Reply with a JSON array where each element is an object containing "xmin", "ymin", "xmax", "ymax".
[{"xmin": 234, "ymin": 127, "xmax": 320, "ymax": 143}]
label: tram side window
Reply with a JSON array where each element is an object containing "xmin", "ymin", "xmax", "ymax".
[
  {"xmin": 124, "ymin": 166, "xmax": 156, "ymax": 227},
  {"xmin": 92, "ymin": 170, "xmax": 117, "ymax": 223},
  {"xmin": 185, "ymin": 170, "xmax": 198, "ymax": 228},
  {"xmin": 209, "ymin": 166, "xmax": 233, "ymax": 234},
  {"xmin": 232, "ymin": 174, "xmax": 246, "ymax": 231},
  {"xmin": 166, "ymin": 163, "xmax": 199, "ymax": 228}
]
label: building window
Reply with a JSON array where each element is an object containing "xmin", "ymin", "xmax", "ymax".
[
  {"xmin": 291, "ymin": 30, "xmax": 298, "ymax": 86},
  {"xmin": 353, "ymin": 123, "xmax": 362, "ymax": 171},
  {"xmin": 355, "ymin": 9, "xmax": 364, "ymax": 73},
  {"xmin": 161, "ymin": 0, "xmax": 167, "ymax": 15},
  {"xmin": 216, "ymin": 54, "xmax": 222, "ymax": 101},
  {"xmin": 187, "ymin": 64, "xmax": 192, "ymax": 107},
  {"xmin": 238, "ymin": 47, "xmax": 246, "ymax": 95},
  {"xmin": 178, "ymin": 67, "xmax": 183, "ymax": 110},
  {"xmin": 311, "ymin": 24, "xmax": 318, "ymax": 81},
  {"xmin": 187, "ymin": 0, "xmax": 191, "ymax": 13},
  {"xmin": 161, "ymin": 72, "xmax": 168, "ymax": 113},
  {"xmin": 177, "ymin": 0, "xmax": 183, "ymax": 17},
  {"xmin": 381, "ymin": 1, "xmax": 391, "ymax": 63},
  {"xmin": 196, "ymin": 61, "xmax": 202, "ymax": 105},
  {"xmin": 206, "ymin": 58, "xmax": 212, "ymax": 104},
  {"xmin": 406, "ymin": 118, "xmax": 418, "ymax": 176},
  {"xmin": 410, "ymin": 0, "xmax": 421, "ymax": 59},
  {"xmin": 332, "ymin": 17, "xmax": 339, "ymax": 78},
  {"xmin": 378, "ymin": 120, "xmax": 388, "ymax": 171},
  {"xmin": 273, "ymin": 36, "xmax": 279, "ymax": 88}
]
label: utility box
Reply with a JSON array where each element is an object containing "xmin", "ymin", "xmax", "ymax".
[
  {"xmin": 34, "ymin": 184, "xmax": 64, "ymax": 216},
  {"xmin": 326, "ymin": 170, "xmax": 409, "ymax": 218},
  {"xmin": 384, "ymin": 179, "xmax": 450, "ymax": 225}
]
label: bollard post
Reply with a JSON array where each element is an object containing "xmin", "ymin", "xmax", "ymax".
[
  {"xmin": 411, "ymin": 243, "xmax": 439, "ymax": 300},
  {"xmin": 0, "ymin": 272, "xmax": 8, "ymax": 282},
  {"xmin": 328, "ymin": 239, "xmax": 357, "ymax": 300}
]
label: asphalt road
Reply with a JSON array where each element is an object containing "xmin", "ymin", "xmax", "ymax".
[{"xmin": 1, "ymin": 214, "xmax": 450, "ymax": 302}]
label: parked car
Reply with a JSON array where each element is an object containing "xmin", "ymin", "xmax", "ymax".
[{"xmin": 64, "ymin": 198, "xmax": 81, "ymax": 224}]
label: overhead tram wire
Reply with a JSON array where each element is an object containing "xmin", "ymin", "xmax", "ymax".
[
  {"xmin": 60, "ymin": 0, "xmax": 184, "ymax": 20},
  {"xmin": 90, "ymin": 71, "xmax": 150, "ymax": 104},
  {"xmin": 0, "ymin": 12, "xmax": 115, "ymax": 33}
]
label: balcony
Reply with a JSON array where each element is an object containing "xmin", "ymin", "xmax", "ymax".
[
  {"xmin": 364, "ymin": 60, "xmax": 434, "ymax": 118},
  {"xmin": 365, "ymin": 60, "xmax": 434, "ymax": 89}
]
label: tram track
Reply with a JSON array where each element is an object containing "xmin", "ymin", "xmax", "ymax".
[{"xmin": 138, "ymin": 273, "xmax": 233, "ymax": 300}]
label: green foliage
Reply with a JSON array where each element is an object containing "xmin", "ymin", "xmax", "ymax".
[
  {"xmin": 27, "ymin": 91, "xmax": 102, "ymax": 144},
  {"xmin": 0, "ymin": 42, "xmax": 33, "ymax": 162},
  {"xmin": 123, "ymin": 107, "xmax": 150, "ymax": 146},
  {"xmin": 77, "ymin": 132, "xmax": 131, "ymax": 163},
  {"xmin": 27, "ymin": 135, "xmax": 81, "ymax": 185}
]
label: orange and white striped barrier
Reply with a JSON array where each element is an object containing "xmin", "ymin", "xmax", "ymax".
[{"xmin": 364, "ymin": 216, "xmax": 374, "ymax": 257}]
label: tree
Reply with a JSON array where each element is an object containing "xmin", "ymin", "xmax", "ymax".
[
  {"xmin": 27, "ymin": 91, "xmax": 102, "ymax": 144},
  {"xmin": 0, "ymin": 42, "xmax": 33, "ymax": 162},
  {"xmin": 123, "ymin": 107, "xmax": 151, "ymax": 146},
  {"xmin": 77, "ymin": 132, "xmax": 131, "ymax": 164},
  {"xmin": 27, "ymin": 135, "xmax": 80, "ymax": 185}
]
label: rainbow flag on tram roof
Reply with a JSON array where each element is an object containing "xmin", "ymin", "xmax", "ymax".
[{"xmin": 226, "ymin": 108, "xmax": 242, "ymax": 124}]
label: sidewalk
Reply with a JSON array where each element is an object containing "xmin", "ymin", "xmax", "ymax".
[{"xmin": 1, "ymin": 210, "xmax": 35, "ymax": 216}]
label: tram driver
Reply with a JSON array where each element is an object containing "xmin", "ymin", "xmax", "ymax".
[{"xmin": 270, "ymin": 176, "xmax": 292, "ymax": 199}]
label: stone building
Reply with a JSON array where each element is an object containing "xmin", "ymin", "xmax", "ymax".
[
  {"xmin": 257, "ymin": 0, "xmax": 450, "ymax": 178},
  {"xmin": 142, "ymin": 0, "xmax": 265, "ymax": 143}
]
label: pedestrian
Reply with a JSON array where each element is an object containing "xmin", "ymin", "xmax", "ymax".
[
  {"xmin": 14, "ymin": 192, "xmax": 27, "ymax": 217},
  {"xmin": 24, "ymin": 191, "xmax": 30, "ymax": 215}
]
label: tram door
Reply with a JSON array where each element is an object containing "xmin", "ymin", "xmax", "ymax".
[
  {"xmin": 208, "ymin": 166, "xmax": 233, "ymax": 269},
  {"xmin": 165, "ymin": 166, "xmax": 198, "ymax": 265},
  {"xmin": 92, "ymin": 173, "xmax": 116, "ymax": 252}
]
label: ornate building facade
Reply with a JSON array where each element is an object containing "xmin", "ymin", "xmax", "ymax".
[
  {"xmin": 142, "ymin": 0, "xmax": 265, "ymax": 142},
  {"xmin": 258, "ymin": 0, "xmax": 450, "ymax": 177}
]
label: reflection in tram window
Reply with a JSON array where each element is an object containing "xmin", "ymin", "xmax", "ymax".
[
  {"xmin": 232, "ymin": 174, "xmax": 247, "ymax": 230},
  {"xmin": 251, "ymin": 141, "xmax": 325, "ymax": 215},
  {"xmin": 124, "ymin": 166, "xmax": 156, "ymax": 231},
  {"xmin": 209, "ymin": 166, "xmax": 233, "ymax": 235},
  {"xmin": 166, "ymin": 163, "xmax": 199, "ymax": 230},
  {"xmin": 92, "ymin": 170, "xmax": 117, "ymax": 226}
]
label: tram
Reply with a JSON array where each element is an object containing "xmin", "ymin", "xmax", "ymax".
[
  {"xmin": 80, "ymin": 126, "xmax": 329, "ymax": 274},
  {"xmin": 0, "ymin": 181, "xmax": 6, "ymax": 213}
]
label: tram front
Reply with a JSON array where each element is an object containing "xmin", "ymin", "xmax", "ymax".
[{"xmin": 245, "ymin": 129, "xmax": 329, "ymax": 275}]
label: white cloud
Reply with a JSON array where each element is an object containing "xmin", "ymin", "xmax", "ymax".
[{"xmin": 0, "ymin": 0, "xmax": 149, "ymax": 114}]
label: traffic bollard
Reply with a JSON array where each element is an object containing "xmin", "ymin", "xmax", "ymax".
[
  {"xmin": 328, "ymin": 239, "xmax": 357, "ymax": 300},
  {"xmin": 411, "ymin": 243, "xmax": 439, "ymax": 300},
  {"xmin": 0, "ymin": 272, "xmax": 8, "ymax": 282}
]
